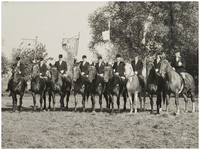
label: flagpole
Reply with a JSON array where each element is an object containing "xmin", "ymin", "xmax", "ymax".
[{"xmin": 35, "ymin": 36, "xmax": 37, "ymax": 59}]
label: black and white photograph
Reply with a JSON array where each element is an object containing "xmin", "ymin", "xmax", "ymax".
[{"xmin": 1, "ymin": 1, "xmax": 198, "ymax": 148}]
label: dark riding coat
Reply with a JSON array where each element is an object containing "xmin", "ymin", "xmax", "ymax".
[
  {"xmin": 95, "ymin": 62, "xmax": 105, "ymax": 74},
  {"xmin": 113, "ymin": 61, "xmax": 125, "ymax": 77},
  {"xmin": 171, "ymin": 56, "xmax": 186, "ymax": 73},
  {"xmin": 54, "ymin": 61, "xmax": 67, "ymax": 74},
  {"xmin": 131, "ymin": 59, "xmax": 143, "ymax": 75},
  {"xmin": 39, "ymin": 63, "xmax": 47, "ymax": 76},
  {"xmin": 11, "ymin": 62, "xmax": 25, "ymax": 76},
  {"xmin": 80, "ymin": 61, "xmax": 90, "ymax": 75}
]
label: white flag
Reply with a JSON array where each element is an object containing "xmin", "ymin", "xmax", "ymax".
[{"xmin": 102, "ymin": 30, "xmax": 110, "ymax": 41}]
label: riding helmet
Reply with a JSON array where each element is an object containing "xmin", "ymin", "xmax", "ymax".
[
  {"xmin": 116, "ymin": 54, "xmax": 121, "ymax": 58},
  {"xmin": 16, "ymin": 57, "xmax": 20, "ymax": 61},
  {"xmin": 59, "ymin": 54, "xmax": 63, "ymax": 58},
  {"xmin": 98, "ymin": 55, "xmax": 102, "ymax": 60},
  {"xmin": 82, "ymin": 55, "xmax": 87, "ymax": 59}
]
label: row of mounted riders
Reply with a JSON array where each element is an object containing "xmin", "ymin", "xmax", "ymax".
[{"xmin": 5, "ymin": 53, "xmax": 196, "ymax": 115}]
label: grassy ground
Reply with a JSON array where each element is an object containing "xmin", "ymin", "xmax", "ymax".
[{"xmin": 1, "ymin": 77, "xmax": 199, "ymax": 148}]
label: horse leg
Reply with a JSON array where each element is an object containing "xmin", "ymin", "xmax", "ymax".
[
  {"xmin": 52, "ymin": 92, "xmax": 55, "ymax": 111},
  {"xmin": 133, "ymin": 93, "xmax": 138, "ymax": 113},
  {"xmin": 43, "ymin": 91, "xmax": 46, "ymax": 110},
  {"xmin": 48, "ymin": 91, "xmax": 52, "ymax": 110},
  {"xmin": 110, "ymin": 95, "xmax": 114, "ymax": 114},
  {"xmin": 74, "ymin": 93, "xmax": 77, "ymax": 112},
  {"xmin": 138, "ymin": 93, "xmax": 142, "ymax": 112},
  {"xmin": 19, "ymin": 94, "xmax": 23, "ymax": 112},
  {"xmin": 82, "ymin": 93, "xmax": 86, "ymax": 112},
  {"xmin": 116, "ymin": 95, "xmax": 120, "ymax": 113},
  {"xmin": 165, "ymin": 94, "xmax": 170, "ymax": 113},
  {"xmin": 99, "ymin": 94, "xmax": 103, "ymax": 112},
  {"xmin": 104, "ymin": 93, "xmax": 109, "ymax": 109},
  {"xmin": 128, "ymin": 92, "xmax": 133, "ymax": 113},
  {"xmin": 66, "ymin": 91, "xmax": 70, "ymax": 110},
  {"xmin": 32, "ymin": 92, "xmax": 36, "ymax": 111},
  {"xmin": 149, "ymin": 94, "xmax": 154, "ymax": 114},
  {"xmin": 162, "ymin": 90, "xmax": 166, "ymax": 111},
  {"xmin": 91, "ymin": 93, "xmax": 95, "ymax": 112},
  {"xmin": 11, "ymin": 93, "xmax": 16, "ymax": 112},
  {"xmin": 156, "ymin": 93, "xmax": 162, "ymax": 114},
  {"xmin": 39, "ymin": 92, "xmax": 44, "ymax": 111},
  {"xmin": 175, "ymin": 91, "xmax": 180, "ymax": 115},
  {"xmin": 143, "ymin": 91, "xmax": 146, "ymax": 112},
  {"xmin": 190, "ymin": 91, "xmax": 196, "ymax": 113},
  {"xmin": 182, "ymin": 93, "xmax": 188, "ymax": 113},
  {"xmin": 122, "ymin": 92, "xmax": 126, "ymax": 112}
]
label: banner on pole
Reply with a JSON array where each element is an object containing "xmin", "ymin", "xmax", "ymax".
[
  {"xmin": 62, "ymin": 37, "xmax": 79, "ymax": 57},
  {"xmin": 102, "ymin": 30, "xmax": 110, "ymax": 41}
]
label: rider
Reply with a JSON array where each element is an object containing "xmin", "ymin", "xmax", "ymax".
[
  {"xmin": 171, "ymin": 50, "xmax": 186, "ymax": 79},
  {"xmin": 80, "ymin": 55, "xmax": 90, "ymax": 77},
  {"xmin": 54, "ymin": 54, "xmax": 67, "ymax": 74},
  {"xmin": 113, "ymin": 54, "xmax": 126, "ymax": 83},
  {"xmin": 131, "ymin": 54, "xmax": 145, "ymax": 88},
  {"xmin": 5, "ymin": 57, "xmax": 25, "ymax": 95},
  {"xmin": 39, "ymin": 57, "xmax": 47, "ymax": 77},
  {"xmin": 95, "ymin": 55, "xmax": 105, "ymax": 77}
]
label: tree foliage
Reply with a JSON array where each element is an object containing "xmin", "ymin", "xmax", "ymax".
[
  {"xmin": 1, "ymin": 53, "xmax": 10, "ymax": 75},
  {"xmin": 11, "ymin": 42, "xmax": 53, "ymax": 76},
  {"xmin": 88, "ymin": 2, "xmax": 198, "ymax": 77}
]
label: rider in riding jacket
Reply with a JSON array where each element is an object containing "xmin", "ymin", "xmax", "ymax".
[
  {"xmin": 113, "ymin": 54, "xmax": 126, "ymax": 83},
  {"xmin": 131, "ymin": 54, "xmax": 145, "ymax": 88},
  {"xmin": 5, "ymin": 57, "xmax": 25, "ymax": 94},
  {"xmin": 80, "ymin": 55, "xmax": 90, "ymax": 77},
  {"xmin": 95, "ymin": 55, "xmax": 105, "ymax": 77},
  {"xmin": 54, "ymin": 54, "xmax": 67, "ymax": 74},
  {"xmin": 39, "ymin": 57, "xmax": 47, "ymax": 77}
]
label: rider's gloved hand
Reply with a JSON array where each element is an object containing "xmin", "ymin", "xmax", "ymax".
[
  {"xmin": 135, "ymin": 71, "xmax": 138, "ymax": 75},
  {"xmin": 155, "ymin": 69, "xmax": 159, "ymax": 72},
  {"xmin": 100, "ymin": 74, "xmax": 103, "ymax": 77},
  {"xmin": 172, "ymin": 67, "xmax": 175, "ymax": 70},
  {"xmin": 178, "ymin": 62, "xmax": 182, "ymax": 66},
  {"xmin": 115, "ymin": 72, "xmax": 119, "ymax": 75},
  {"xmin": 18, "ymin": 71, "xmax": 21, "ymax": 74},
  {"xmin": 81, "ymin": 72, "xmax": 85, "ymax": 75},
  {"xmin": 40, "ymin": 73, "xmax": 42, "ymax": 76},
  {"xmin": 60, "ymin": 70, "xmax": 64, "ymax": 74},
  {"xmin": 86, "ymin": 75, "xmax": 89, "ymax": 78}
]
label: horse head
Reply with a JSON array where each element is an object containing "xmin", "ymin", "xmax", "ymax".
[
  {"xmin": 146, "ymin": 61, "xmax": 155, "ymax": 77},
  {"xmin": 50, "ymin": 67, "xmax": 59, "ymax": 82},
  {"xmin": 124, "ymin": 63, "xmax": 134, "ymax": 78},
  {"xmin": 159, "ymin": 59, "xmax": 171, "ymax": 78},
  {"xmin": 103, "ymin": 65, "xmax": 113, "ymax": 83},
  {"xmin": 88, "ymin": 66, "xmax": 97, "ymax": 83},
  {"xmin": 72, "ymin": 64, "xmax": 81, "ymax": 82},
  {"xmin": 13, "ymin": 68, "xmax": 21, "ymax": 83}
]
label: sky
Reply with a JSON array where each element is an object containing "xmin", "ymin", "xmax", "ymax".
[{"xmin": 2, "ymin": 1, "xmax": 107, "ymax": 62}]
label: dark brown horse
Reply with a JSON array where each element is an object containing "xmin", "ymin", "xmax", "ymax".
[
  {"xmin": 72, "ymin": 64, "xmax": 90, "ymax": 112},
  {"xmin": 48, "ymin": 67, "xmax": 67, "ymax": 111},
  {"xmin": 30, "ymin": 64, "xmax": 46, "ymax": 111},
  {"xmin": 146, "ymin": 60, "xmax": 165, "ymax": 114},
  {"xmin": 88, "ymin": 66, "xmax": 109, "ymax": 112},
  {"xmin": 103, "ymin": 65, "xmax": 126, "ymax": 113},
  {"xmin": 159, "ymin": 59, "xmax": 196, "ymax": 114},
  {"xmin": 9, "ymin": 68, "xmax": 26, "ymax": 112}
]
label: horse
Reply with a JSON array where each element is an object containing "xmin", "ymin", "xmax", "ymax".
[
  {"xmin": 88, "ymin": 66, "xmax": 109, "ymax": 112},
  {"xmin": 146, "ymin": 60, "xmax": 165, "ymax": 114},
  {"xmin": 48, "ymin": 67, "xmax": 67, "ymax": 111},
  {"xmin": 72, "ymin": 64, "xmax": 90, "ymax": 112},
  {"xmin": 103, "ymin": 65, "xmax": 126, "ymax": 113},
  {"xmin": 9, "ymin": 68, "xmax": 26, "ymax": 112},
  {"xmin": 159, "ymin": 59, "xmax": 196, "ymax": 114},
  {"xmin": 124, "ymin": 63, "xmax": 145, "ymax": 113},
  {"xmin": 30, "ymin": 64, "xmax": 46, "ymax": 111}
]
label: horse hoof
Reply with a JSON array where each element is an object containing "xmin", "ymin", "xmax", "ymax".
[
  {"xmin": 92, "ymin": 110, "xmax": 95, "ymax": 113},
  {"xmin": 129, "ymin": 111, "xmax": 133, "ymax": 114},
  {"xmin": 184, "ymin": 110, "xmax": 188, "ymax": 113}
]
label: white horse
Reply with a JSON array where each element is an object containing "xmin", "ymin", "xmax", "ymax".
[{"xmin": 124, "ymin": 63, "xmax": 146, "ymax": 113}]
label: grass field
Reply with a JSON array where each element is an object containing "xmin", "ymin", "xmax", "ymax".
[{"xmin": 1, "ymin": 77, "xmax": 199, "ymax": 148}]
